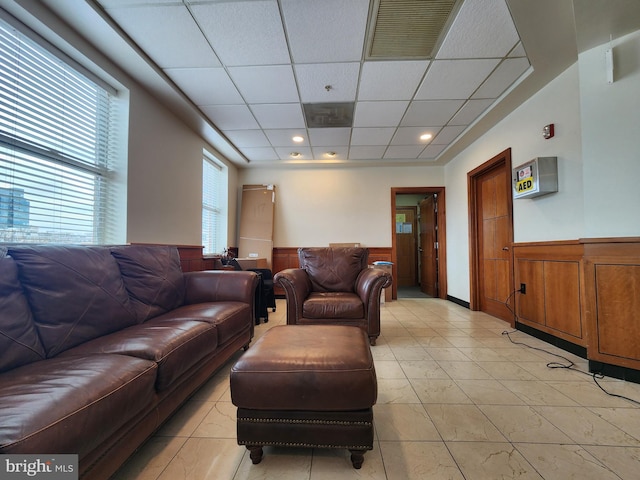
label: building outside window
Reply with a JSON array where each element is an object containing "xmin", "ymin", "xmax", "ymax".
[{"xmin": 0, "ymin": 14, "xmax": 118, "ymax": 244}]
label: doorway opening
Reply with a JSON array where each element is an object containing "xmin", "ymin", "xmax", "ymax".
[{"xmin": 391, "ymin": 187, "xmax": 447, "ymax": 300}]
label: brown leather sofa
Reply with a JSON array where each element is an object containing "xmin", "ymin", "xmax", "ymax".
[
  {"xmin": 0, "ymin": 244, "xmax": 258, "ymax": 480},
  {"xmin": 274, "ymin": 247, "xmax": 392, "ymax": 345}
]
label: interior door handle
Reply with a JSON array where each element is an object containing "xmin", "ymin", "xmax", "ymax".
[{"xmin": 502, "ymin": 247, "xmax": 509, "ymax": 251}]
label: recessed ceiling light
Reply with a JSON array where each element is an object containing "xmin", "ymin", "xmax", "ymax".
[
  {"xmin": 292, "ymin": 135, "xmax": 304, "ymax": 143},
  {"xmin": 290, "ymin": 152, "xmax": 301, "ymax": 158},
  {"xmin": 325, "ymin": 151, "xmax": 336, "ymax": 157},
  {"xmin": 420, "ymin": 133, "xmax": 433, "ymax": 141}
]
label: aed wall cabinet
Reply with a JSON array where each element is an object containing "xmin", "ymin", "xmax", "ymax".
[{"xmin": 513, "ymin": 156, "xmax": 558, "ymax": 199}]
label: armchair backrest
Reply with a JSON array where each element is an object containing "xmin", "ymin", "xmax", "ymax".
[{"xmin": 298, "ymin": 247, "xmax": 369, "ymax": 292}]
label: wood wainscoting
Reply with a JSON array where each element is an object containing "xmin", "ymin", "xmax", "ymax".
[
  {"xmin": 513, "ymin": 241, "xmax": 586, "ymax": 346},
  {"xmin": 272, "ymin": 247, "xmax": 393, "ymax": 297},
  {"xmin": 513, "ymin": 237, "xmax": 640, "ymax": 376},
  {"xmin": 582, "ymin": 238, "xmax": 640, "ymax": 371}
]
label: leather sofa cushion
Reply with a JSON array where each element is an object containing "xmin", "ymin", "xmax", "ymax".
[
  {"xmin": 0, "ymin": 354, "xmax": 157, "ymax": 457},
  {"xmin": 231, "ymin": 325, "xmax": 376, "ymax": 411},
  {"xmin": 155, "ymin": 302, "xmax": 251, "ymax": 346},
  {"xmin": 58, "ymin": 319, "xmax": 218, "ymax": 391},
  {"xmin": 111, "ymin": 245, "xmax": 186, "ymax": 322},
  {"xmin": 0, "ymin": 256, "xmax": 46, "ymax": 372},
  {"xmin": 303, "ymin": 292, "xmax": 364, "ymax": 319},
  {"xmin": 8, "ymin": 246, "xmax": 138, "ymax": 357},
  {"xmin": 299, "ymin": 247, "xmax": 368, "ymax": 292}
]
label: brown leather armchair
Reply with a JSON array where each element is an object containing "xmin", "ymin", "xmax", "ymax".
[{"xmin": 274, "ymin": 247, "xmax": 392, "ymax": 345}]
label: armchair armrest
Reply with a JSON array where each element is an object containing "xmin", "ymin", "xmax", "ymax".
[
  {"xmin": 183, "ymin": 270, "xmax": 259, "ymax": 305},
  {"xmin": 355, "ymin": 268, "xmax": 392, "ymax": 341},
  {"xmin": 274, "ymin": 268, "xmax": 311, "ymax": 325}
]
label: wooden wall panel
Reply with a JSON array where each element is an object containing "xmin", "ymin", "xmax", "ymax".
[
  {"xmin": 583, "ymin": 238, "xmax": 640, "ymax": 370},
  {"xmin": 516, "ymin": 259, "xmax": 545, "ymax": 326},
  {"xmin": 513, "ymin": 241, "xmax": 585, "ymax": 345},
  {"xmin": 545, "ymin": 261, "xmax": 582, "ymax": 339}
]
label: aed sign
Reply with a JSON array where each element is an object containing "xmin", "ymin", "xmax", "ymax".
[{"xmin": 516, "ymin": 177, "xmax": 535, "ymax": 193}]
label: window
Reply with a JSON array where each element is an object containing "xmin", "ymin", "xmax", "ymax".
[
  {"xmin": 202, "ymin": 153, "xmax": 226, "ymax": 255},
  {"xmin": 0, "ymin": 15, "xmax": 118, "ymax": 244}
]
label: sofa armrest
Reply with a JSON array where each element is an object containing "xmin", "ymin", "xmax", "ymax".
[
  {"xmin": 274, "ymin": 268, "xmax": 311, "ymax": 325},
  {"xmin": 183, "ymin": 270, "xmax": 259, "ymax": 305}
]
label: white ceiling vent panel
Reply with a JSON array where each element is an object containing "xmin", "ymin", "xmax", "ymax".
[{"xmin": 365, "ymin": 0, "xmax": 460, "ymax": 59}]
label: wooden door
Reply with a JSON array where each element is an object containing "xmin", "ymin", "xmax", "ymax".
[
  {"xmin": 395, "ymin": 207, "xmax": 417, "ymax": 286},
  {"xmin": 468, "ymin": 149, "xmax": 514, "ymax": 323},
  {"xmin": 419, "ymin": 195, "xmax": 438, "ymax": 296}
]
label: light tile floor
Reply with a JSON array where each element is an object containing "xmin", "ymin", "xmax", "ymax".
[{"xmin": 112, "ymin": 298, "xmax": 640, "ymax": 480}]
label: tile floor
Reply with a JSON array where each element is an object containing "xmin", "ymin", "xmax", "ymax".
[{"xmin": 112, "ymin": 298, "xmax": 640, "ymax": 480}]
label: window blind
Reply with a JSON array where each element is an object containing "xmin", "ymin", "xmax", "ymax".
[
  {"xmin": 202, "ymin": 155, "xmax": 222, "ymax": 255},
  {"xmin": 0, "ymin": 16, "xmax": 116, "ymax": 244}
]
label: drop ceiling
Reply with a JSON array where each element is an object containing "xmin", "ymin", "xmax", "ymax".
[{"xmin": 24, "ymin": 0, "xmax": 640, "ymax": 168}]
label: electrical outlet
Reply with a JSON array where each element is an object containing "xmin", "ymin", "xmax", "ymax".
[{"xmin": 520, "ymin": 283, "xmax": 526, "ymax": 294}]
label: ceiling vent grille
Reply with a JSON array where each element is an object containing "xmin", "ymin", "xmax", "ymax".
[
  {"xmin": 365, "ymin": 0, "xmax": 460, "ymax": 59},
  {"xmin": 303, "ymin": 102, "xmax": 355, "ymax": 128}
]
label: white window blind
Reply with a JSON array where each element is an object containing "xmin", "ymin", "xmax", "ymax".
[
  {"xmin": 0, "ymin": 16, "xmax": 116, "ymax": 244},
  {"xmin": 202, "ymin": 154, "xmax": 222, "ymax": 255}
]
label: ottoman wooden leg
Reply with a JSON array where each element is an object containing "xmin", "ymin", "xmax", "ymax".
[
  {"xmin": 349, "ymin": 449, "xmax": 366, "ymax": 469},
  {"xmin": 246, "ymin": 445, "xmax": 263, "ymax": 464}
]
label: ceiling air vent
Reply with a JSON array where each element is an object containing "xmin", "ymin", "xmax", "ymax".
[
  {"xmin": 303, "ymin": 102, "xmax": 355, "ymax": 128},
  {"xmin": 365, "ymin": 0, "xmax": 460, "ymax": 59}
]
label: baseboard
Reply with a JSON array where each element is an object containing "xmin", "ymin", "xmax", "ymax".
[
  {"xmin": 446, "ymin": 296, "xmax": 470, "ymax": 309},
  {"xmin": 589, "ymin": 360, "xmax": 640, "ymax": 384},
  {"xmin": 515, "ymin": 321, "xmax": 587, "ymax": 359}
]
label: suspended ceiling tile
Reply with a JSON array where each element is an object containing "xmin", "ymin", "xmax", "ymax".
[
  {"xmin": 384, "ymin": 145, "xmax": 424, "ymax": 159},
  {"xmin": 353, "ymin": 101, "xmax": 409, "ymax": 127},
  {"xmin": 295, "ymin": 63, "xmax": 360, "ymax": 103},
  {"xmin": 308, "ymin": 128, "xmax": 351, "ymax": 147},
  {"xmin": 222, "ymin": 130, "xmax": 271, "ymax": 148},
  {"xmin": 189, "ymin": 0, "xmax": 290, "ymax": 66},
  {"xmin": 250, "ymin": 104, "xmax": 306, "ymax": 129},
  {"xmin": 104, "ymin": 5, "xmax": 220, "ymax": 68},
  {"xmin": 357, "ymin": 61, "xmax": 429, "ymax": 101},
  {"xmin": 348, "ymin": 145, "xmax": 388, "ymax": 159},
  {"xmin": 400, "ymin": 100, "xmax": 464, "ymax": 127},
  {"xmin": 436, "ymin": 0, "xmax": 520, "ymax": 59},
  {"xmin": 449, "ymin": 98, "xmax": 494, "ymax": 125},
  {"xmin": 415, "ymin": 59, "xmax": 501, "ymax": 100},
  {"xmin": 432, "ymin": 125, "xmax": 466, "ymax": 145},
  {"xmin": 419, "ymin": 144, "xmax": 447, "ymax": 159},
  {"xmin": 264, "ymin": 129, "xmax": 309, "ymax": 147},
  {"xmin": 350, "ymin": 127, "xmax": 396, "ymax": 146},
  {"xmin": 229, "ymin": 65, "xmax": 299, "ymax": 104},
  {"xmin": 472, "ymin": 57, "xmax": 531, "ymax": 99},
  {"xmin": 391, "ymin": 126, "xmax": 439, "ymax": 146},
  {"xmin": 164, "ymin": 67, "xmax": 243, "ymax": 105},
  {"xmin": 200, "ymin": 105, "xmax": 259, "ymax": 130},
  {"xmin": 509, "ymin": 42, "xmax": 527, "ymax": 57},
  {"xmin": 281, "ymin": 0, "xmax": 369, "ymax": 63},
  {"xmin": 275, "ymin": 146, "xmax": 313, "ymax": 160},
  {"xmin": 238, "ymin": 147, "xmax": 279, "ymax": 162},
  {"xmin": 312, "ymin": 146, "xmax": 349, "ymax": 160}
]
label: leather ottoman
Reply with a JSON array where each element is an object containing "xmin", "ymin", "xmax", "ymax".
[{"xmin": 230, "ymin": 324, "xmax": 377, "ymax": 468}]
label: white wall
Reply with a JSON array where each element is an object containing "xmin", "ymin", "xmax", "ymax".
[
  {"xmin": 579, "ymin": 30, "xmax": 640, "ymax": 237},
  {"xmin": 444, "ymin": 63, "xmax": 584, "ymax": 301},
  {"xmin": 239, "ymin": 166, "xmax": 444, "ymax": 247}
]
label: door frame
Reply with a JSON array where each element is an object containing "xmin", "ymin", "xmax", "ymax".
[
  {"xmin": 391, "ymin": 187, "xmax": 447, "ymax": 300},
  {"xmin": 467, "ymin": 148, "xmax": 514, "ymax": 316}
]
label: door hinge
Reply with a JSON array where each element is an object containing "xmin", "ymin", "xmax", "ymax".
[{"xmin": 434, "ymin": 242, "xmax": 439, "ymax": 250}]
